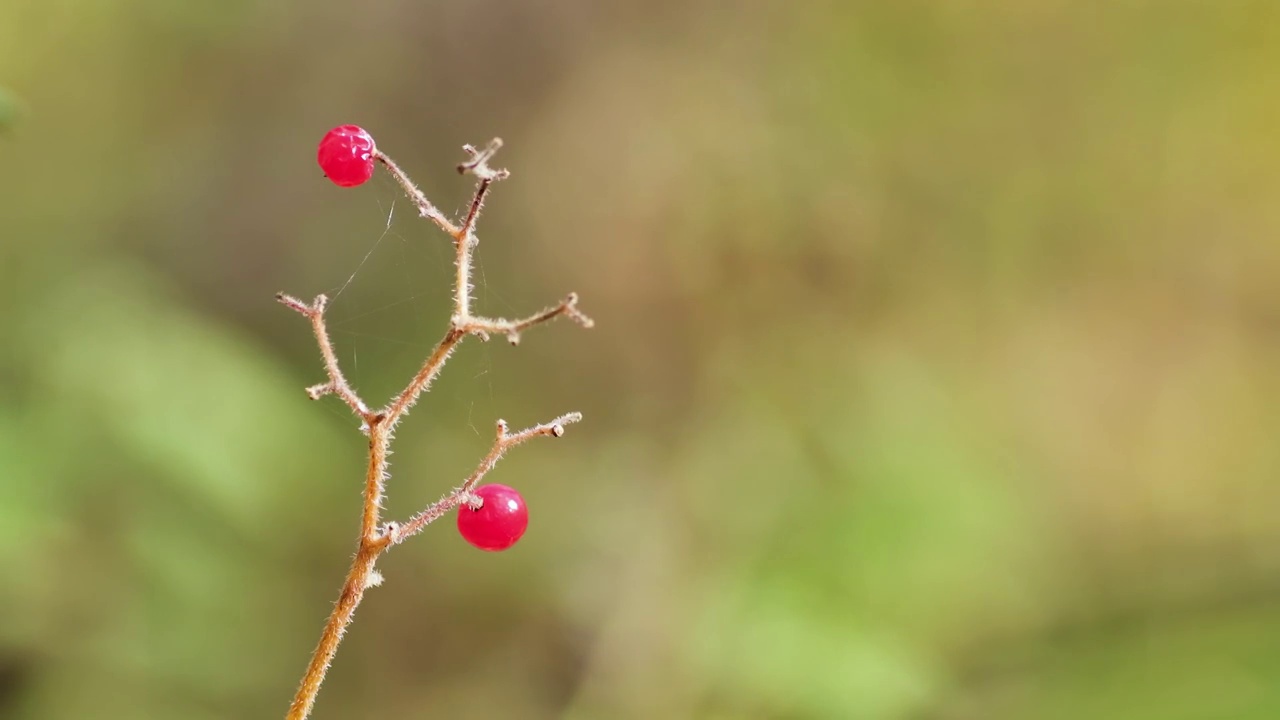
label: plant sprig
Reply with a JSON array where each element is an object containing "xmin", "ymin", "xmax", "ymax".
[{"xmin": 280, "ymin": 130, "xmax": 592, "ymax": 720}]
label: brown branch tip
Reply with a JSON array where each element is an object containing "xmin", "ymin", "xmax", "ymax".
[{"xmin": 278, "ymin": 136, "xmax": 591, "ymax": 720}]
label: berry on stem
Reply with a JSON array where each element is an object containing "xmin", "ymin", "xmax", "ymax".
[
  {"xmin": 317, "ymin": 125, "xmax": 376, "ymax": 187},
  {"xmin": 457, "ymin": 484, "xmax": 529, "ymax": 551}
]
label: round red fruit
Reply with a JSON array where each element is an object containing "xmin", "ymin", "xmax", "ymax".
[
  {"xmin": 317, "ymin": 125, "xmax": 376, "ymax": 187},
  {"xmin": 457, "ymin": 484, "xmax": 529, "ymax": 551}
]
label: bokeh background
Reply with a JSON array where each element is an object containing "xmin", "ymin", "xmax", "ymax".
[{"xmin": 3, "ymin": 2, "xmax": 1280, "ymax": 718}]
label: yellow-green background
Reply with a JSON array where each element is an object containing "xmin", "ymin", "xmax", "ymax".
[{"xmin": 3, "ymin": 2, "xmax": 1280, "ymax": 718}]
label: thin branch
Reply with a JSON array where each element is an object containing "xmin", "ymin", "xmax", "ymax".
[
  {"xmin": 284, "ymin": 416, "xmax": 395, "ymax": 720},
  {"xmin": 381, "ymin": 327, "xmax": 465, "ymax": 429},
  {"xmin": 451, "ymin": 138, "xmax": 508, "ymax": 319},
  {"xmin": 374, "ymin": 150, "xmax": 459, "ymax": 237},
  {"xmin": 275, "ymin": 293, "xmax": 372, "ymax": 420},
  {"xmin": 361, "ymin": 421, "xmax": 391, "ymax": 539},
  {"xmin": 457, "ymin": 138, "xmax": 509, "ymax": 240},
  {"xmin": 455, "ymin": 227, "xmax": 474, "ymax": 320},
  {"xmin": 460, "ymin": 292, "xmax": 595, "ymax": 344},
  {"xmin": 284, "ymin": 537, "xmax": 388, "ymax": 720},
  {"xmin": 462, "ymin": 178, "xmax": 493, "ymax": 240},
  {"xmin": 391, "ymin": 413, "xmax": 582, "ymax": 544}
]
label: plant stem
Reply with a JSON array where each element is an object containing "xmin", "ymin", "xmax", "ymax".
[
  {"xmin": 285, "ymin": 425, "xmax": 392, "ymax": 720},
  {"xmin": 279, "ymin": 139, "xmax": 591, "ymax": 720}
]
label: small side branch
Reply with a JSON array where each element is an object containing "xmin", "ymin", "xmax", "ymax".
[
  {"xmin": 460, "ymin": 293, "xmax": 595, "ymax": 345},
  {"xmin": 276, "ymin": 293, "xmax": 372, "ymax": 420},
  {"xmin": 390, "ymin": 413, "xmax": 582, "ymax": 544},
  {"xmin": 381, "ymin": 327, "xmax": 465, "ymax": 429},
  {"xmin": 374, "ymin": 151, "xmax": 460, "ymax": 237}
]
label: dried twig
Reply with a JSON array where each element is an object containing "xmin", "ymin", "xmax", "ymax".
[{"xmin": 280, "ymin": 138, "xmax": 592, "ymax": 720}]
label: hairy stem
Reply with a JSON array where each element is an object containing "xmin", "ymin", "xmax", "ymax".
[
  {"xmin": 460, "ymin": 293, "xmax": 594, "ymax": 345},
  {"xmin": 275, "ymin": 293, "xmax": 373, "ymax": 420},
  {"xmin": 383, "ymin": 327, "xmax": 464, "ymax": 430},
  {"xmin": 285, "ymin": 453, "xmax": 391, "ymax": 720},
  {"xmin": 362, "ymin": 421, "xmax": 390, "ymax": 539},
  {"xmin": 374, "ymin": 151, "xmax": 458, "ymax": 237}
]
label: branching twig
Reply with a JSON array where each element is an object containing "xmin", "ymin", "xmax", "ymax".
[{"xmin": 280, "ymin": 137, "xmax": 591, "ymax": 720}]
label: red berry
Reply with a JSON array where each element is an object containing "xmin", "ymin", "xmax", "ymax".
[
  {"xmin": 457, "ymin": 484, "xmax": 529, "ymax": 551},
  {"xmin": 317, "ymin": 125, "xmax": 376, "ymax": 187}
]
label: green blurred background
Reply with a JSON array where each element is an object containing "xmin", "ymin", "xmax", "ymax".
[{"xmin": 3, "ymin": 1, "xmax": 1280, "ymax": 718}]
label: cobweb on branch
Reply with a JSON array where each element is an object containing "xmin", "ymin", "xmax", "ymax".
[{"xmin": 317, "ymin": 187, "xmax": 505, "ymax": 429}]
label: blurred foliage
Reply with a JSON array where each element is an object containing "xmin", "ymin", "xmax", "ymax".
[
  {"xmin": 0, "ymin": 87, "xmax": 20, "ymax": 133},
  {"xmin": 2, "ymin": 1, "xmax": 1280, "ymax": 719}
]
